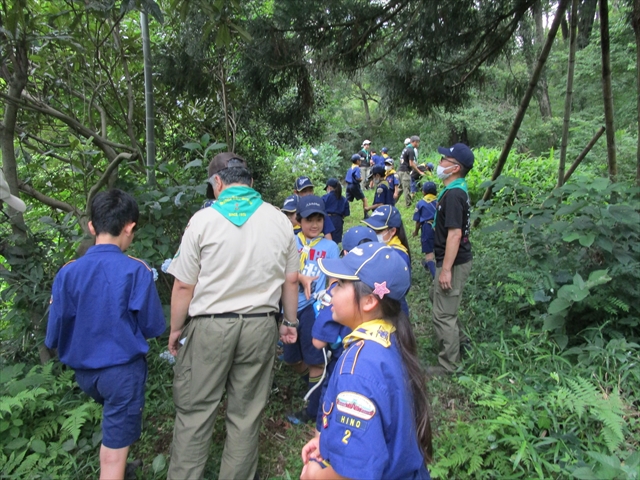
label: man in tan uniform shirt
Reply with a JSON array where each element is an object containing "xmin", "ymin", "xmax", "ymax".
[{"xmin": 166, "ymin": 153, "xmax": 299, "ymax": 480}]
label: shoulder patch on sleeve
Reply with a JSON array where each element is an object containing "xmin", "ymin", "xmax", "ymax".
[
  {"xmin": 128, "ymin": 256, "xmax": 152, "ymax": 271},
  {"xmin": 335, "ymin": 391, "xmax": 376, "ymax": 420},
  {"xmin": 339, "ymin": 340, "xmax": 365, "ymax": 375}
]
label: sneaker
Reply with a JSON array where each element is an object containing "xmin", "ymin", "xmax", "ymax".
[{"xmin": 286, "ymin": 409, "xmax": 313, "ymax": 425}]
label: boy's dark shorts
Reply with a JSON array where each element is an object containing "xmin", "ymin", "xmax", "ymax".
[
  {"xmin": 75, "ymin": 357, "xmax": 147, "ymax": 449},
  {"xmin": 421, "ymin": 224, "xmax": 435, "ymax": 254},
  {"xmin": 346, "ymin": 182, "xmax": 365, "ymax": 202},
  {"xmin": 283, "ymin": 304, "xmax": 325, "ymax": 366}
]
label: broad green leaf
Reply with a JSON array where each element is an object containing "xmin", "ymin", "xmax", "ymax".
[
  {"xmin": 596, "ymin": 237, "xmax": 613, "ymax": 252},
  {"xmin": 571, "ymin": 467, "xmax": 599, "ymax": 479},
  {"xmin": 573, "ymin": 273, "xmax": 585, "ymax": 289},
  {"xmin": 6, "ymin": 437, "xmax": 28, "ymax": 450},
  {"xmin": 30, "ymin": 439, "xmax": 46, "ymax": 454},
  {"xmin": 553, "ymin": 334, "xmax": 568, "ymax": 350},
  {"xmin": 184, "ymin": 159, "xmax": 202, "ymax": 169},
  {"xmin": 152, "ymin": 454, "xmax": 166, "ymax": 473},
  {"xmin": 548, "ymin": 298, "xmax": 571, "ymax": 314},
  {"xmin": 590, "ymin": 177, "xmax": 610, "ymax": 191},
  {"xmin": 183, "ymin": 142, "xmax": 202, "ymax": 151},
  {"xmin": 216, "ymin": 24, "xmax": 231, "ymax": 47},
  {"xmin": 543, "ymin": 314, "xmax": 565, "ymax": 331},
  {"xmin": 578, "ymin": 234, "xmax": 595, "ymax": 247},
  {"xmin": 200, "ymin": 133, "xmax": 210, "ymax": 146},
  {"xmin": 562, "ymin": 232, "xmax": 580, "ymax": 243}
]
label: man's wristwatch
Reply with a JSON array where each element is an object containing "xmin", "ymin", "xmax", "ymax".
[{"xmin": 281, "ymin": 318, "xmax": 300, "ymax": 328}]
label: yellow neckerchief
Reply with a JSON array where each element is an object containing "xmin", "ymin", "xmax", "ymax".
[
  {"xmin": 387, "ymin": 235, "xmax": 408, "ymax": 255},
  {"xmin": 297, "ymin": 231, "xmax": 324, "ymax": 271},
  {"xmin": 423, "ymin": 193, "xmax": 437, "ymax": 203},
  {"xmin": 343, "ymin": 319, "xmax": 396, "ymax": 348},
  {"xmin": 386, "ymin": 169, "xmax": 396, "ymax": 177}
]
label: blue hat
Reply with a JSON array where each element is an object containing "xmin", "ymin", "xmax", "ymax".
[
  {"xmin": 362, "ymin": 205, "xmax": 402, "ymax": 231},
  {"xmin": 351, "ymin": 154, "xmax": 362, "ymax": 163},
  {"xmin": 422, "ymin": 181, "xmax": 437, "ymax": 195},
  {"xmin": 318, "ymin": 243, "xmax": 410, "ymax": 301},
  {"xmin": 325, "ymin": 178, "xmax": 339, "ymax": 189},
  {"xmin": 381, "ymin": 147, "xmax": 388, "ymax": 153},
  {"xmin": 281, "ymin": 194, "xmax": 298, "ymax": 213},
  {"xmin": 438, "ymin": 143, "xmax": 474, "ymax": 169},
  {"xmin": 426, "ymin": 162, "xmax": 434, "ymax": 171},
  {"xmin": 295, "ymin": 176, "xmax": 314, "ymax": 191},
  {"xmin": 342, "ymin": 226, "xmax": 377, "ymax": 252},
  {"xmin": 297, "ymin": 195, "xmax": 326, "ymax": 218},
  {"xmin": 370, "ymin": 165, "xmax": 385, "ymax": 177},
  {"xmin": 384, "ymin": 157, "xmax": 394, "ymax": 165}
]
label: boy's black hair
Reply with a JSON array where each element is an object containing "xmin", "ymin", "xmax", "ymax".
[
  {"xmin": 295, "ymin": 212, "xmax": 324, "ymax": 223},
  {"xmin": 90, "ymin": 189, "xmax": 139, "ymax": 236}
]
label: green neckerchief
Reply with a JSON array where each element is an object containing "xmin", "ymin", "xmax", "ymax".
[
  {"xmin": 433, "ymin": 178, "xmax": 469, "ymax": 228},
  {"xmin": 211, "ymin": 186, "xmax": 263, "ymax": 226}
]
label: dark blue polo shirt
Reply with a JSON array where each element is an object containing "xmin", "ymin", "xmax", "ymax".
[{"xmin": 45, "ymin": 244, "xmax": 166, "ymax": 370}]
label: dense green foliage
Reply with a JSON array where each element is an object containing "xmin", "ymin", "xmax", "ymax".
[{"xmin": 1, "ymin": 0, "xmax": 639, "ymax": 478}]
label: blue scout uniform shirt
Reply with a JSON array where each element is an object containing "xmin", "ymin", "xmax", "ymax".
[
  {"xmin": 371, "ymin": 154, "xmax": 385, "ymax": 167},
  {"xmin": 319, "ymin": 320, "xmax": 430, "ymax": 480},
  {"xmin": 345, "ymin": 165, "xmax": 362, "ymax": 184},
  {"xmin": 45, "ymin": 244, "xmax": 166, "ymax": 370},
  {"xmin": 296, "ymin": 235, "xmax": 340, "ymax": 311},
  {"xmin": 322, "ymin": 192, "xmax": 350, "ymax": 218},
  {"xmin": 413, "ymin": 196, "xmax": 437, "ymax": 225},
  {"xmin": 373, "ymin": 180, "xmax": 394, "ymax": 206},
  {"xmin": 312, "ymin": 283, "xmax": 350, "ymax": 353}
]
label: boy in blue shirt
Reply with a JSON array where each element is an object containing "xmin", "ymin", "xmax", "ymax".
[
  {"xmin": 45, "ymin": 189, "xmax": 166, "ymax": 480},
  {"xmin": 366, "ymin": 165, "xmax": 394, "ymax": 211},
  {"xmin": 413, "ymin": 181, "xmax": 438, "ymax": 278},
  {"xmin": 385, "ymin": 157, "xmax": 400, "ymax": 205},
  {"xmin": 284, "ymin": 195, "xmax": 340, "ymax": 425},
  {"xmin": 345, "ymin": 154, "xmax": 369, "ymax": 219}
]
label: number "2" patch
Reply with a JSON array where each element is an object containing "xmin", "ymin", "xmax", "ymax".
[{"xmin": 342, "ymin": 429, "xmax": 351, "ymax": 444}]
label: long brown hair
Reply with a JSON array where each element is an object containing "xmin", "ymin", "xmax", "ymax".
[{"xmin": 353, "ymin": 281, "xmax": 433, "ymax": 463}]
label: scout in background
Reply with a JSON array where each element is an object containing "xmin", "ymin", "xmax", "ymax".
[
  {"xmin": 366, "ymin": 165, "xmax": 394, "ymax": 211},
  {"xmin": 300, "ymin": 243, "xmax": 432, "ymax": 480},
  {"xmin": 310, "ymin": 226, "xmax": 377, "ymax": 432},
  {"xmin": 284, "ymin": 195, "xmax": 340, "ymax": 425},
  {"xmin": 45, "ymin": 189, "xmax": 166, "ymax": 480},
  {"xmin": 322, "ymin": 178, "xmax": 350, "ymax": 245},
  {"xmin": 281, "ymin": 194, "xmax": 301, "ymax": 232},
  {"xmin": 294, "ymin": 176, "xmax": 335, "ymax": 240},
  {"xmin": 413, "ymin": 181, "xmax": 438, "ymax": 279},
  {"xmin": 363, "ymin": 205, "xmax": 412, "ymax": 315},
  {"xmin": 345, "ymin": 154, "xmax": 369, "ymax": 219},
  {"xmin": 384, "ymin": 157, "xmax": 400, "ymax": 205}
]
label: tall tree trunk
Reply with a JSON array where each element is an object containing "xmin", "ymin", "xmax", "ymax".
[
  {"xmin": 599, "ymin": 0, "xmax": 617, "ymax": 182},
  {"xmin": 219, "ymin": 56, "xmax": 231, "ymax": 150},
  {"xmin": 558, "ymin": 0, "xmax": 580, "ymax": 187},
  {"xmin": 355, "ymin": 81, "xmax": 372, "ymax": 128},
  {"xmin": 141, "ymin": 11, "xmax": 156, "ymax": 186},
  {"xmin": 534, "ymin": 0, "xmax": 553, "ymax": 119},
  {"xmin": 477, "ymin": 0, "xmax": 570, "ymax": 219},
  {"xmin": 577, "ymin": 0, "xmax": 599, "ymax": 49},
  {"xmin": 633, "ymin": 0, "xmax": 640, "ymax": 186}
]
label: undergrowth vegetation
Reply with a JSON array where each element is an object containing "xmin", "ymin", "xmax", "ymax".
[{"xmin": 1, "ymin": 147, "xmax": 639, "ymax": 478}]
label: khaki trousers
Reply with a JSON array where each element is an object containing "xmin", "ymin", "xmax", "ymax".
[
  {"xmin": 398, "ymin": 171, "xmax": 412, "ymax": 206},
  {"xmin": 167, "ymin": 314, "xmax": 278, "ymax": 480},
  {"xmin": 432, "ymin": 261, "xmax": 472, "ymax": 372}
]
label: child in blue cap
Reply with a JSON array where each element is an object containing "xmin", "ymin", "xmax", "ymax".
[
  {"xmin": 362, "ymin": 205, "xmax": 412, "ymax": 315},
  {"xmin": 413, "ymin": 181, "xmax": 438, "ymax": 278},
  {"xmin": 285, "ymin": 195, "xmax": 340, "ymax": 425},
  {"xmin": 309, "ymin": 226, "xmax": 377, "ymax": 430},
  {"xmin": 294, "ymin": 176, "xmax": 336, "ymax": 240},
  {"xmin": 322, "ymin": 178, "xmax": 350, "ymax": 244},
  {"xmin": 281, "ymin": 194, "xmax": 301, "ymax": 233},
  {"xmin": 300, "ymin": 243, "xmax": 432, "ymax": 480},
  {"xmin": 345, "ymin": 154, "xmax": 369, "ymax": 219}
]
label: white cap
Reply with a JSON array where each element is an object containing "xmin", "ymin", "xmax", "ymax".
[
  {"xmin": 0, "ymin": 170, "xmax": 27, "ymax": 212},
  {"xmin": 362, "ymin": 139, "xmax": 371, "ymax": 146},
  {"xmin": 404, "ymin": 138, "xmax": 411, "ymax": 145}
]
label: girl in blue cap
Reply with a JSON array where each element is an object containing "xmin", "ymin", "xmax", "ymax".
[
  {"xmin": 362, "ymin": 205, "xmax": 412, "ymax": 315},
  {"xmin": 300, "ymin": 243, "xmax": 432, "ymax": 480}
]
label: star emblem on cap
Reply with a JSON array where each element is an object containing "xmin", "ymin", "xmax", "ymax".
[{"xmin": 373, "ymin": 281, "xmax": 390, "ymax": 299}]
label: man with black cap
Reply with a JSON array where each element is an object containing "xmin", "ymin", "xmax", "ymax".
[
  {"xmin": 166, "ymin": 152, "xmax": 300, "ymax": 480},
  {"xmin": 429, "ymin": 143, "xmax": 474, "ymax": 376}
]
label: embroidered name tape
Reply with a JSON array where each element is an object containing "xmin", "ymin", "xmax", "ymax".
[{"xmin": 335, "ymin": 391, "xmax": 376, "ymax": 420}]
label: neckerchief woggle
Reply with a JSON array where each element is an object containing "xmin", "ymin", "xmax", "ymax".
[
  {"xmin": 343, "ymin": 319, "xmax": 396, "ymax": 348},
  {"xmin": 297, "ymin": 231, "xmax": 324, "ymax": 271},
  {"xmin": 433, "ymin": 178, "xmax": 469, "ymax": 228},
  {"xmin": 211, "ymin": 186, "xmax": 263, "ymax": 226}
]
